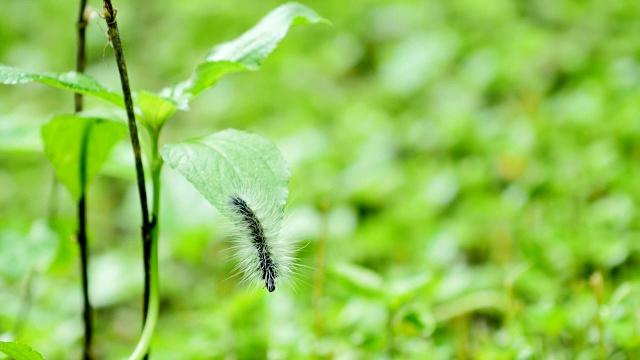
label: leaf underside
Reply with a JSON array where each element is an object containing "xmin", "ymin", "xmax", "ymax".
[{"xmin": 161, "ymin": 129, "xmax": 289, "ymax": 222}]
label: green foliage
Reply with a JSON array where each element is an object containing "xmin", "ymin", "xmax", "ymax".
[
  {"xmin": 0, "ymin": 341, "xmax": 45, "ymax": 360},
  {"xmin": 2, "ymin": 0, "xmax": 640, "ymax": 359},
  {"xmin": 0, "ymin": 221, "xmax": 57, "ymax": 282},
  {"xmin": 0, "ymin": 66, "xmax": 124, "ymax": 108},
  {"xmin": 161, "ymin": 129, "xmax": 289, "ymax": 219},
  {"xmin": 1, "ymin": 3, "xmax": 325, "ymax": 357},
  {"xmin": 41, "ymin": 115, "xmax": 126, "ymax": 201}
]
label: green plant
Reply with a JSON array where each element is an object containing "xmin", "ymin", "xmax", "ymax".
[
  {"xmin": 0, "ymin": 2, "xmax": 326, "ymax": 359},
  {"xmin": 0, "ymin": 341, "xmax": 45, "ymax": 360}
]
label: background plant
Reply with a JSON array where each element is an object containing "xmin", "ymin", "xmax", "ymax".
[{"xmin": 2, "ymin": 0, "xmax": 640, "ymax": 359}]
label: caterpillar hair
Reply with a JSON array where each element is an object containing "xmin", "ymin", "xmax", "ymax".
[{"xmin": 220, "ymin": 183, "xmax": 303, "ymax": 293}]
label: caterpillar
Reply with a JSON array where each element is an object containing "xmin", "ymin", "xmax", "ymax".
[
  {"xmin": 229, "ymin": 196, "xmax": 279, "ymax": 292},
  {"xmin": 161, "ymin": 129, "xmax": 293, "ymax": 292}
]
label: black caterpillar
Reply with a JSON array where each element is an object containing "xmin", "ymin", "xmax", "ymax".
[{"xmin": 230, "ymin": 196, "xmax": 278, "ymax": 292}]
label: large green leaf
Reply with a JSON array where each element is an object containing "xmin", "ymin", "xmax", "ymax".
[
  {"xmin": 41, "ymin": 115, "xmax": 127, "ymax": 201},
  {"xmin": 0, "ymin": 341, "xmax": 45, "ymax": 360},
  {"xmin": 162, "ymin": 2, "xmax": 328, "ymax": 109},
  {"xmin": 0, "ymin": 65, "xmax": 124, "ymax": 108},
  {"xmin": 161, "ymin": 129, "xmax": 289, "ymax": 222}
]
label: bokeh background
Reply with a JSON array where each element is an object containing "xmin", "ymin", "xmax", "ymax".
[{"xmin": 2, "ymin": 0, "xmax": 640, "ymax": 359}]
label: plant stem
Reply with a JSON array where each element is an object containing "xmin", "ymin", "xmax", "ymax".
[
  {"xmin": 78, "ymin": 124, "xmax": 94, "ymax": 360},
  {"xmin": 128, "ymin": 133, "xmax": 162, "ymax": 360},
  {"xmin": 102, "ymin": 1, "xmax": 154, "ymax": 357},
  {"xmin": 128, "ymin": 221, "xmax": 159, "ymax": 360},
  {"xmin": 150, "ymin": 132, "xmax": 163, "ymax": 228},
  {"xmin": 75, "ymin": 0, "xmax": 88, "ymax": 113},
  {"xmin": 590, "ymin": 272, "xmax": 606, "ymax": 359},
  {"xmin": 75, "ymin": 2, "xmax": 93, "ymax": 358},
  {"xmin": 47, "ymin": 175, "xmax": 59, "ymax": 224},
  {"xmin": 11, "ymin": 269, "xmax": 34, "ymax": 337},
  {"xmin": 454, "ymin": 315, "xmax": 469, "ymax": 360},
  {"xmin": 313, "ymin": 201, "xmax": 329, "ymax": 338}
]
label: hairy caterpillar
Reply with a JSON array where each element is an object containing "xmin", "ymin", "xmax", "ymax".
[
  {"xmin": 224, "ymin": 182, "xmax": 294, "ymax": 293},
  {"xmin": 229, "ymin": 196, "xmax": 278, "ymax": 292}
]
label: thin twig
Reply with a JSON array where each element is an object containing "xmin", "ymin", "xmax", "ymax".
[
  {"xmin": 47, "ymin": 174, "xmax": 59, "ymax": 223},
  {"xmin": 11, "ymin": 269, "xmax": 34, "ymax": 337},
  {"xmin": 313, "ymin": 201, "xmax": 329, "ymax": 337},
  {"xmin": 102, "ymin": 2, "xmax": 153, "ymax": 358},
  {"xmin": 75, "ymin": 0, "xmax": 88, "ymax": 113},
  {"xmin": 313, "ymin": 201, "xmax": 328, "ymax": 360},
  {"xmin": 74, "ymin": 1, "xmax": 94, "ymax": 359},
  {"xmin": 590, "ymin": 272, "xmax": 606, "ymax": 359}
]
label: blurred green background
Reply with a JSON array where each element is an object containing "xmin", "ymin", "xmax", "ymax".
[{"xmin": 2, "ymin": 0, "xmax": 640, "ymax": 359}]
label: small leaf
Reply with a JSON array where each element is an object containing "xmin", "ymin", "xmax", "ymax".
[
  {"xmin": 136, "ymin": 91, "xmax": 178, "ymax": 133},
  {"xmin": 0, "ymin": 65, "xmax": 124, "ymax": 108},
  {"xmin": 41, "ymin": 115, "xmax": 127, "ymax": 201},
  {"xmin": 162, "ymin": 2, "xmax": 328, "ymax": 109},
  {"xmin": 391, "ymin": 305, "xmax": 436, "ymax": 338},
  {"xmin": 388, "ymin": 273, "xmax": 432, "ymax": 300},
  {"xmin": 0, "ymin": 341, "xmax": 45, "ymax": 360},
  {"xmin": 161, "ymin": 129, "xmax": 289, "ymax": 221},
  {"xmin": 332, "ymin": 263, "xmax": 385, "ymax": 295}
]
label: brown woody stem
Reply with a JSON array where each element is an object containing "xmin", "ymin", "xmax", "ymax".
[{"xmin": 102, "ymin": 1, "xmax": 153, "ymax": 358}]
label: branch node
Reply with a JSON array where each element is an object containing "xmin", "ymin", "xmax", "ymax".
[{"xmin": 101, "ymin": 3, "xmax": 118, "ymax": 25}]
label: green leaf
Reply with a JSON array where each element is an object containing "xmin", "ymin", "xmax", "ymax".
[
  {"xmin": 332, "ymin": 263, "xmax": 385, "ymax": 295},
  {"xmin": 41, "ymin": 115, "xmax": 127, "ymax": 201},
  {"xmin": 0, "ymin": 220, "xmax": 58, "ymax": 282},
  {"xmin": 161, "ymin": 129, "xmax": 289, "ymax": 221},
  {"xmin": 136, "ymin": 91, "xmax": 178, "ymax": 133},
  {"xmin": 0, "ymin": 121, "xmax": 42, "ymax": 153},
  {"xmin": 162, "ymin": 2, "xmax": 328, "ymax": 109},
  {"xmin": 0, "ymin": 341, "xmax": 45, "ymax": 360},
  {"xmin": 388, "ymin": 273, "xmax": 432, "ymax": 300},
  {"xmin": 0, "ymin": 65, "xmax": 124, "ymax": 108}
]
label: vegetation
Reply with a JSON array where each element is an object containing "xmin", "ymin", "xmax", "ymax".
[{"xmin": 1, "ymin": 0, "xmax": 640, "ymax": 359}]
